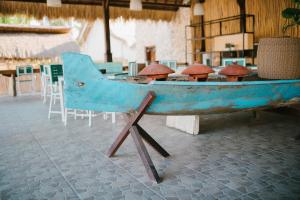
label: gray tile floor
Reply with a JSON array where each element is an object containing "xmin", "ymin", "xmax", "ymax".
[{"xmin": 0, "ymin": 95, "xmax": 300, "ymax": 200}]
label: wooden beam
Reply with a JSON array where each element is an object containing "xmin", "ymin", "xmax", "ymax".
[
  {"xmin": 2, "ymin": 0, "xmax": 190, "ymax": 10},
  {"xmin": 237, "ymin": 0, "xmax": 246, "ymax": 33},
  {"xmin": 109, "ymin": 1, "xmax": 184, "ymax": 11},
  {"xmin": 200, "ymin": 15, "xmax": 205, "ymax": 52},
  {"xmin": 102, "ymin": 0, "xmax": 113, "ymax": 62}
]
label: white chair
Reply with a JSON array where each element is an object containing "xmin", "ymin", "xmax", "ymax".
[
  {"xmin": 58, "ymin": 76, "xmax": 93, "ymax": 127},
  {"xmin": 103, "ymin": 112, "xmax": 116, "ymax": 124},
  {"xmin": 128, "ymin": 61, "xmax": 138, "ymax": 76},
  {"xmin": 58, "ymin": 76, "xmax": 116, "ymax": 126},
  {"xmin": 159, "ymin": 60, "xmax": 177, "ymax": 71},
  {"xmin": 16, "ymin": 65, "xmax": 35, "ymax": 95},
  {"xmin": 39, "ymin": 65, "xmax": 45, "ymax": 99},
  {"xmin": 48, "ymin": 64, "xmax": 64, "ymax": 121},
  {"xmin": 42, "ymin": 65, "xmax": 51, "ymax": 104}
]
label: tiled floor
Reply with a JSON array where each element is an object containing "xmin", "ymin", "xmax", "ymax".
[{"xmin": 0, "ymin": 95, "xmax": 299, "ymax": 200}]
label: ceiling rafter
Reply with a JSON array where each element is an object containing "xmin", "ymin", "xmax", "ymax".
[{"xmin": 2, "ymin": 0, "xmax": 190, "ymax": 11}]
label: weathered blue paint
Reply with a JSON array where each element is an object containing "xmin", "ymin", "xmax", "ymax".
[{"xmin": 62, "ymin": 53, "xmax": 300, "ymax": 115}]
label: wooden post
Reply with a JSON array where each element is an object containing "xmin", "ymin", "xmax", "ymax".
[
  {"xmin": 237, "ymin": 0, "xmax": 246, "ymax": 33},
  {"xmin": 200, "ymin": 15, "xmax": 206, "ymax": 55},
  {"xmin": 8, "ymin": 74, "xmax": 17, "ymax": 97},
  {"xmin": 237, "ymin": 0, "xmax": 246, "ymax": 57},
  {"xmin": 103, "ymin": 0, "xmax": 113, "ymax": 62}
]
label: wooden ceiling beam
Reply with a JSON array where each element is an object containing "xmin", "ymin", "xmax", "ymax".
[
  {"xmin": 2, "ymin": 0, "xmax": 190, "ymax": 10},
  {"xmin": 110, "ymin": 2, "xmax": 178, "ymax": 11}
]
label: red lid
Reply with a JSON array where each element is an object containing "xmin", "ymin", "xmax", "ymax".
[
  {"xmin": 138, "ymin": 63, "xmax": 174, "ymax": 76},
  {"xmin": 182, "ymin": 64, "xmax": 214, "ymax": 75},
  {"xmin": 219, "ymin": 63, "xmax": 250, "ymax": 76}
]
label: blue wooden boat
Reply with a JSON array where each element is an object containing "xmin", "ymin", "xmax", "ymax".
[
  {"xmin": 62, "ymin": 53, "xmax": 300, "ymax": 115},
  {"xmin": 62, "ymin": 52, "xmax": 300, "ymax": 183}
]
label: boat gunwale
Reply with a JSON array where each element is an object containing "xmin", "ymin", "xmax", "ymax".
[{"xmin": 148, "ymin": 79, "xmax": 300, "ymax": 86}]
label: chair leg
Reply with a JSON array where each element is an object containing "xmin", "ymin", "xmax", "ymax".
[
  {"xmin": 64, "ymin": 108, "xmax": 68, "ymax": 126},
  {"xmin": 60, "ymin": 96, "xmax": 65, "ymax": 123},
  {"xmin": 74, "ymin": 109, "xmax": 77, "ymax": 120},
  {"xmin": 48, "ymin": 93, "xmax": 53, "ymax": 119},
  {"xmin": 40, "ymin": 76, "xmax": 44, "ymax": 98},
  {"xmin": 53, "ymin": 85, "xmax": 57, "ymax": 105},
  {"xmin": 88, "ymin": 111, "xmax": 92, "ymax": 127},
  {"xmin": 112, "ymin": 112, "xmax": 116, "ymax": 124},
  {"xmin": 43, "ymin": 83, "xmax": 47, "ymax": 104}
]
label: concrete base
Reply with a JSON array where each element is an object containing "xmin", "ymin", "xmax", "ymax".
[{"xmin": 166, "ymin": 115, "xmax": 200, "ymax": 135}]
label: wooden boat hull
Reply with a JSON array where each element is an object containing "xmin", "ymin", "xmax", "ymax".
[{"xmin": 62, "ymin": 53, "xmax": 300, "ymax": 115}]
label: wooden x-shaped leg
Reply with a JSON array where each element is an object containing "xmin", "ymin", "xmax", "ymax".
[{"xmin": 107, "ymin": 91, "xmax": 170, "ymax": 183}]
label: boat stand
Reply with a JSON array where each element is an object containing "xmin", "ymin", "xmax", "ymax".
[{"xmin": 107, "ymin": 91, "xmax": 170, "ymax": 183}]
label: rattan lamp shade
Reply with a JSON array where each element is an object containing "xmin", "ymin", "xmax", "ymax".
[
  {"xmin": 193, "ymin": 2, "xmax": 204, "ymax": 16},
  {"xmin": 47, "ymin": 0, "xmax": 61, "ymax": 7},
  {"xmin": 130, "ymin": 0, "xmax": 142, "ymax": 11}
]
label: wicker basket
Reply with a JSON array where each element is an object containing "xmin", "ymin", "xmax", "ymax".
[{"xmin": 257, "ymin": 37, "xmax": 300, "ymax": 79}]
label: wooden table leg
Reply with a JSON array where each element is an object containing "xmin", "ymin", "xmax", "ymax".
[
  {"xmin": 12, "ymin": 74, "xmax": 16, "ymax": 97},
  {"xmin": 130, "ymin": 125, "xmax": 161, "ymax": 183}
]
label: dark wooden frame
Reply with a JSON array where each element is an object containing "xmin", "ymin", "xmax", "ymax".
[
  {"xmin": 107, "ymin": 91, "xmax": 170, "ymax": 183},
  {"xmin": 3, "ymin": 0, "xmax": 191, "ymax": 11}
]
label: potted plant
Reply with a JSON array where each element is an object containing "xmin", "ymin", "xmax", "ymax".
[
  {"xmin": 257, "ymin": 0, "xmax": 300, "ymax": 79},
  {"xmin": 282, "ymin": 0, "xmax": 300, "ymax": 32}
]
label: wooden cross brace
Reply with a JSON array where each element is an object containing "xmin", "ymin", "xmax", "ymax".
[{"xmin": 107, "ymin": 91, "xmax": 170, "ymax": 183}]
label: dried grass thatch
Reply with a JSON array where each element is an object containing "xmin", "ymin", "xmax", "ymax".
[
  {"xmin": 0, "ymin": 1, "xmax": 177, "ymax": 21},
  {"xmin": 191, "ymin": 0, "xmax": 299, "ymax": 43},
  {"xmin": 246, "ymin": 0, "xmax": 300, "ymax": 39},
  {"xmin": 0, "ymin": 32, "xmax": 80, "ymax": 59}
]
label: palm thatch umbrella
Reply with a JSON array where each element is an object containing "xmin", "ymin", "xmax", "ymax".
[{"xmin": 0, "ymin": 24, "xmax": 79, "ymax": 71}]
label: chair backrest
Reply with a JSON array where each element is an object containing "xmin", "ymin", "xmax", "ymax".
[
  {"xmin": 16, "ymin": 65, "xmax": 33, "ymax": 77},
  {"xmin": 49, "ymin": 64, "xmax": 63, "ymax": 84},
  {"xmin": 159, "ymin": 60, "xmax": 169, "ymax": 66},
  {"xmin": 168, "ymin": 60, "xmax": 177, "ymax": 71},
  {"xmin": 39, "ymin": 65, "xmax": 44, "ymax": 73},
  {"xmin": 159, "ymin": 60, "xmax": 177, "ymax": 71},
  {"xmin": 128, "ymin": 62, "xmax": 138, "ymax": 76},
  {"xmin": 43, "ymin": 65, "xmax": 50, "ymax": 76},
  {"xmin": 96, "ymin": 62, "xmax": 123, "ymax": 73}
]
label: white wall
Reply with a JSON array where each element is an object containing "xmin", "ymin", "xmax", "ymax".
[
  {"xmin": 81, "ymin": 20, "xmax": 105, "ymax": 62},
  {"xmin": 81, "ymin": 8, "xmax": 190, "ymax": 64},
  {"xmin": 134, "ymin": 20, "xmax": 173, "ymax": 63}
]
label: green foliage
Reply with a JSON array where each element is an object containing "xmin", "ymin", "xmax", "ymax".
[
  {"xmin": 0, "ymin": 16, "xmax": 30, "ymax": 24},
  {"xmin": 282, "ymin": 0, "xmax": 300, "ymax": 32},
  {"xmin": 49, "ymin": 19, "xmax": 65, "ymax": 26},
  {"xmin": 225, "ymin": 43, "xmax": 235, "ymax": 48}
]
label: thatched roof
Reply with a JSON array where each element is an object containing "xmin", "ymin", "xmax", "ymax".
[
  {"xmin": 0, "ymin": 25, "xmax": 80, "ymax": 59},
  {"xmin": 0, "ymin": 0, "xmax": 191, "ymax": 21}
]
